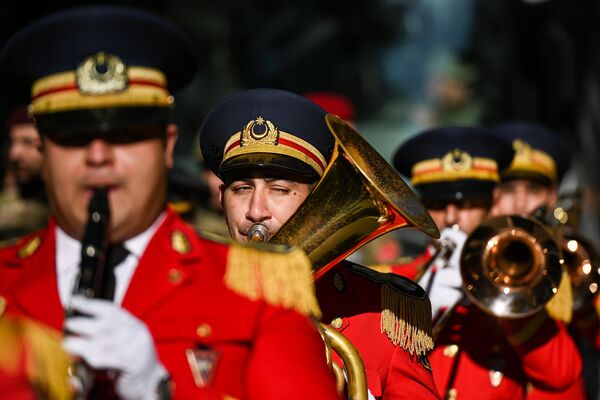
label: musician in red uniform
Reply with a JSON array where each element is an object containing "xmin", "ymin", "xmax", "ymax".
[
  {"xmin": 488, "ymin": 121, "xmax": 586, "ymax": 400},
  {"xmin": 0, "ymin": 6, "xmax": 340, "ymax": 400},
  {"xmin": 199, "ymin": 88, "xmax": 442, "ymax": 400},
  {"xmin": 390, "ymin": 126, "xmax": 583, "ymax": 399}
]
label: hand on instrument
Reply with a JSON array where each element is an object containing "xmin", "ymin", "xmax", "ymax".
[
  {"xmin": 419, "ymin": 226, "xmax": 468, "ymax": 319},
  {"xmin": 63, "ymin": 296, "xmax": 168, "ymax": 400}
]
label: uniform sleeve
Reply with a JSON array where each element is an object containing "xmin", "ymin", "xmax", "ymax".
[
  {"xmin": 500, "ymin": 313, "xmax": 582, "ymax": 391},
  {"xmin": 245, "ymin": 305, "xmax": 341, "ymax": 400},
  {"xmin": 383, "ymin": 347, "xmax": 441, "ymax": 400}
]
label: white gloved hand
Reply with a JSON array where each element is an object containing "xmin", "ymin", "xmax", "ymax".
[
  {"xmin": 418, "ymin": 226, "xmax": 468, "ymax": 320},
  {"xmin": 63, "ymin": 296, "xmax": 168, "ymax": 400}
]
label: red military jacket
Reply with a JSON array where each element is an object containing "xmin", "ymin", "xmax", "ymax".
[
  {"xmin": 385, "ymin": 250, "xmax": 583, "ymax": 400},
  {"xmin": 316, "ymin": 261, "xmax": 441, "ymax": 400},
  {"xmin": 0, "ymin": 210, "xmax": 340, "ymax": 400}
]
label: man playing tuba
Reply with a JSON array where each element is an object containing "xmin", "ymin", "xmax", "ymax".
[
  {"xmin": 390, "ymin": 126, "xmax": 583, "ymax": 399},
  {"xmin": 199, "ymin": 88, "xmax": 441, "ymax": 400}
]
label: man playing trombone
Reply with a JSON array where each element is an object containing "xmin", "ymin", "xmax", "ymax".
[
  {"xmin": 391, "ymin": 126, "xmax": 583, "ymax": 399},
  {"xmin": 490, "ymin": 121, "xmax": 587, "ymax": 399}
]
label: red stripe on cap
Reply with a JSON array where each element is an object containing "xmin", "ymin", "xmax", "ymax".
[
  {"xmin": 225, "ymin": 139, "xmax": 241, "ymax": 154},
  {"xmin": 278, "ymin": 138, "xmax": 325, "ymax": 171},
  {"xmin": 32, "ymin": 79, "xmax": 166, "ymax": 100},
  {"xmin": 224, "ymin": 137, "xmax": 325, "ymax": 172}
]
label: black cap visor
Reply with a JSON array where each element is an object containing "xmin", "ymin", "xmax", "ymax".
[
  {"xmin": 219, "ymin": 153, "xmax": 320, "ymax": 184},
  {"xmin": 36, "ymin": 106, "xmax": 169, "ymax": 146},
  {"xmin": 417, "ymin": 180, "xmax": 495, "ymax": 210}
]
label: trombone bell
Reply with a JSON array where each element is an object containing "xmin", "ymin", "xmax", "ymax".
[{"xmin": 461, "ymin": 215, "xmax": 562, "ymax": 318}]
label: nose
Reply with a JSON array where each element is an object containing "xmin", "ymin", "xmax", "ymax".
[
  {"xmin": 8, "ymin": 142, "xmax": 22, "ymax": 162},
  {"xmin": 513, "ymin": 190, "xmax": 528, "ymax": 214},
  {"xmin": 85, "ymin": 139, "xmax": 114, "ymax": 167},
  {"xmin": 245, "ymin": 190, "xmax": 271, "ymax": 223},
  {"xmin": 444, "ymin": 204, "xmax": 460, "ymax": 227}
]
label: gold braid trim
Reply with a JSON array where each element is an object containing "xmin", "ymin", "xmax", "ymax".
[
  {"xmin": 380, "ymin": 284, "xmax": 434, "ymax": 356},
  {"xmin": 0, "ymin": 316, "xmax": 70, "ymax": 400},
  {"xmin": 225, "ymin": 243, "xmax": 322, "ymax": 319},
  {"xmin": 545, "ymin": 270, "xmax": 573, "ymax": 324}
]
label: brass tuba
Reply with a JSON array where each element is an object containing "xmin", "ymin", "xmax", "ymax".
[
  {"xmin": 460, "ymin": 214, "xmax": 563, "ymax": 318},
  {"xmin": 269, "ymin": 114, "xmax": 439, "ymax": 280},
  {"xmin": 251, "ymin": 114, "xmax": 438, "ymax": 400}
]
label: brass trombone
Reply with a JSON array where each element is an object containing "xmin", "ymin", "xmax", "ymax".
[{"xmin": 460, "ymin": 214, "xmax": 563, "ymax": 318}]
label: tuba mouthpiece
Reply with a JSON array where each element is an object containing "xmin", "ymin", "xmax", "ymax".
[{"xmin": 247, "ymin": 223, "xmax": 269, "ymax": 242}]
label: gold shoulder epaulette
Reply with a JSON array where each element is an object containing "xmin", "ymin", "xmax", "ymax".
[
  {"xmin": 0, "ymin": 315, "xmax": 70, "ymax": 399},
  {"xmin": 545, "ymin": 269, "xmax": 573, "ymax": 324},
  {"xmin": 344, "ymin": 262, "xmax": 433, "ymax": 356},
  {"xmin": 224, "ymin": 241, "xmax": 321, "ymax": 319}
]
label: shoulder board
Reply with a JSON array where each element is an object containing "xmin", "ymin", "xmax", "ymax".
[
  {"xmin": 344, "ymin": 262, "xmax": 433, "ymax": 356},
  {"xmin": 223, "ymin": 241, "xmax": 321, "ymax": 319}
]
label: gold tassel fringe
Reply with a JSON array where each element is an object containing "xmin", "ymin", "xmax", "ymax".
[
  {"xmin": 545, "ymin": 270, "xmax": 573, "ymax": 324},
  {"xmin": 381, "ymin": 284, "xmax": 434, "ymax": 356},
  {"xmin": 0, "ymin": 315, "xmax": 71, "ymax": 400},
  {"xmin": 225, "ymin": 243, "xmax": 322, "ymax": 319}
]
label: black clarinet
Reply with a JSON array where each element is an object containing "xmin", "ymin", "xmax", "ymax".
[{"xmin": 68, "ymin": 187, "xmax": 111, "ymax": 398}]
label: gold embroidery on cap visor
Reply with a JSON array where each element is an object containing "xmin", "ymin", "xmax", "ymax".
[
  {"xmin": 507, "ymin": 139, "xmax": 557, "ymax": 182},
  {"xmin": 221, "ymin": 116, "xmax": 328, "ymax": 177},
  {"xmin": 411, "ymin": 150, "xmax": 499, "ymax": 185},
  {"xmin": 31, "ymin": 53, "xmax": 171, "ymax": 115}
]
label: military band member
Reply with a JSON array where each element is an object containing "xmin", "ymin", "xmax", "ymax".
[
  {"xmin": 0, "ymin": 106, "xmax": 49, "ymax": 240},
  {"xmin": 0, "ymin": 6, "xmax": 340, "ymax": 399},
  {"xmin": 489, "ymin": 121, "xmax": 586, "ymax": 400},
  {"xmin": 391, "ymin": 127, "xmax": 583, "ymax": 399},
  {"xmin": 199, "ymin": 88, "xmax": 441, "ymax": 400}
]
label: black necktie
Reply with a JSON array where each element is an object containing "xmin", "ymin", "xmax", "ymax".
[{"xmin": 99, "ymin": 243, "xmax": 130, "ymax": 301}]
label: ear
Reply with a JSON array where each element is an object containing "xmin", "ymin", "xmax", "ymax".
[
  {"xmin": 164, "ymin": 124, "xmax": 179, "ymax": 169},
  {"xmin": 219, "ymin": 183, "xmax": 225, "ymax": 209}
]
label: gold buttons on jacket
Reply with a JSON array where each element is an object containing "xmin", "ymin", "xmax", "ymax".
[
  {"xmin": 168, "ymin": 268, "xmax": 183, "ymax": 284},
  {"xmin": 443, "ymin": 344, "xmax": 459, "ymax": 358},
  {"xmin": 331, "ymin": 317, "xmax": 343, "ymax": 329},
  {"xmin": 196, "ymin": 323, "xmax": 212, "ymax": 338},
  {"xmin": 0, "ymin": 296, "xmax": 6, "ymax": 316},
  {"xmin": 171, "ymin": 230, "xmax": 191, "ymax": 254}
]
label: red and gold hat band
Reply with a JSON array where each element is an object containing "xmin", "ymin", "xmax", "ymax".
[
  {"xmin": 31, "ymin": 52, "xmax": 172, "ymax": 115},
  {"xmin": 411, "ymin": 149, "xmax": 499, "ymax": 185},
  {"xmin": 507, "ymin": 139, "xmax": 557, "ymax": 182},
  {"xmin": 222, "ymin": 116, "xmax": 328, "ymax": 176}
]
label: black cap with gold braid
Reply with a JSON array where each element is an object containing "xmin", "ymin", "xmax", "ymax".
[
  {"xmin": 490, "ymin": 121, "xmax": 572, "ymax": 186},
  {"xmin": 0, "ymin": 5, "xmax": 197, "ymax": 139}
]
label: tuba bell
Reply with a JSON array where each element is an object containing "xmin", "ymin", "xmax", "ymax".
[
  {"xmin": 269, "ymin": 114, "xmax": 439, "ymax": 280},
  {"xmin": 460, "ymin": 214, "xmax": 563, "ymax": 318}
]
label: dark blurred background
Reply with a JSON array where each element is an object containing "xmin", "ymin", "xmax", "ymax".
[{"xmin": 1, "ymin": 0, "xmax": 600, "ymax": 245}]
